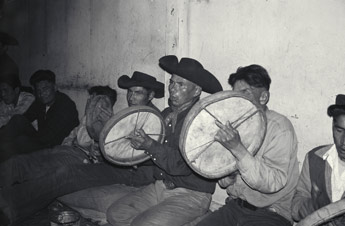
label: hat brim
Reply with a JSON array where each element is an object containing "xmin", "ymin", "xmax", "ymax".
[
  {"xmin": 159, "ymin": 57, "xmax": 222, "ymax": 94},
  {"xmin": 327, "ymin": 105, "xmax": 345, "ymax": 117},
  {"xmin": 118, "ymin": 75, "xmax": 164, "ymax": 98}
]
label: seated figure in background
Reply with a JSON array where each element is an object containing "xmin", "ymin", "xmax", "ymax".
[
  {"xmin": 0, "ymin": 69, "xmax": 79, "ymax": 161},
  {"xmin": 0, "ymin": 72, "xmax": 164, "ymax": 225},
  {"xmin": 291, "ymin": 94, "xmax": 345, "ymax": 226},
  {"xmin": 0, "ymin": 73, "xmax": 34, "ymax": 128}
]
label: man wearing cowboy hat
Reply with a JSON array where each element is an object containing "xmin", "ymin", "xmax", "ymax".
[
  {"xmin": 0, "ymin": 31, "xmax": 19, "ymax": 79},
  {"xmin": 106, "ymin": 55, "xmax": 223, "ymax": 226},
  {"xmin": 118, "ymin": 71, "xmax": 164, "ymax": 112},
  {"xmin": 292, "ymin": 94, "xmax": 345, "ymax": 225}
]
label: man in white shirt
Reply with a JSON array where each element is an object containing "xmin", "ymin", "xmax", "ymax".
[{"xmin": 292, "ymin": 94, "xmax": 345, "ymax": 226}]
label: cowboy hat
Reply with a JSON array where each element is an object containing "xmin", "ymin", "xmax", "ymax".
[
  {"xmin": 118, "ymin": 71, "xmax": 164, "ymax": 98},
  {"xmin": 159, "ymin": 55, "xmax": 222, "ymax": 94},
  {"xmin": 328, "ymin": 94, "xmax": 345, "ymax": 117},
  {"xmin": 0, "ymin": 32, "xmax": 18, "ymax": 46}
]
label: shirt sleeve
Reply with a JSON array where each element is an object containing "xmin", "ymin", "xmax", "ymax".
[
  {"xmin": 12, "ymin": 92, "xmax": 35, "ymax": 115},
  {"xmin": 291, "ymin": 153, "xmax": 316, "ymax": 221},
  {"xmin": 146, "ymin": 141, "xmax": 193, "ymax": 176},
  {"xmin": 236, "ymin": 128, "xmax": 295, "ymax": 193}
]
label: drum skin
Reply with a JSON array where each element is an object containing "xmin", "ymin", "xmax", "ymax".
[
  {"xmin": 179, "ymin": 90, "xmax": 267, "ymax": 179},
  {"xmin": 99, "ymin": 105, "xmax": 165, "ymax": 166}
]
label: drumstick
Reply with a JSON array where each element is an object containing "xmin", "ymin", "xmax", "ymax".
[{"xmin": 189, "ymin": 140, "xmax": 215, "ymax": 163}]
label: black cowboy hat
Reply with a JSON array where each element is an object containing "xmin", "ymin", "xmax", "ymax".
[
  {"xmin": 327, "ymin": 94, "xmax": 345, "ymax": 117},
  {"xmin": 159, "ymin": 55, "xmax": 223, "ymax": 94},
  {"xmin": 0, "ymin": 32, "xmax": 18, "ymax": 46},
  {"xmin": 118, "ymin": 71, "xmax": 164, "ymax": 98}
]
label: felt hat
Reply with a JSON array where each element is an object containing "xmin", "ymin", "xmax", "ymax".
[
  {"xmin": 327, "ymin": 94, "xmax": 345, "ymax": 117},
  {"xmin": 118, "ymin": 71, "xmax": 164, "ymax": 98},
  {"xmin": 159, "ymin": 55, "xmax": 223, "ymax": 94}
]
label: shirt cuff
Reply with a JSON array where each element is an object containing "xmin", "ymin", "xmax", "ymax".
[{"xmin": 236, "ymin": 152, "xmax": 254, "ymax": 174}]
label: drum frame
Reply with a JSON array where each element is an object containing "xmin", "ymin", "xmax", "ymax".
[
  {"xmin": 179, "ymin": 90, "xmax": 267, "ymax": 178},
  {"xmin": 99, "ymin": 105, "xmax": 165, "ymax": 166}
]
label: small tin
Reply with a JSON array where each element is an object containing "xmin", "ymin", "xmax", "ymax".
[{"xmin": 50, "ymin": 210, "xmax": 80, "ymax": 226}]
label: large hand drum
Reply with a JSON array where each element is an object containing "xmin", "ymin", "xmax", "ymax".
[
  {"xmin": 180, "ymin": 91, "xmax": 267, "ymax": 179},
  {"xmin": 99, "ymin": 106, "xmax": 165, "ymax": 166}
]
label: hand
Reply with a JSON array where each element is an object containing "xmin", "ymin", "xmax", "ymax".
[
  {"xmin": 218, "ymin": 172, "xmax": 238, "ymax": 188},
  {"xmin": 214, "ymin": 120, "xmax": 247, "ymax": 160},
  {"xmin": 127, "ymin": 129, "xmax": 153, "ymax": 150}
]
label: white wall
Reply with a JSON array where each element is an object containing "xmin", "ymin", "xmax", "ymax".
[{"xmin": 2, "ymin": 0, "xmax": 345, "ymax": 190}]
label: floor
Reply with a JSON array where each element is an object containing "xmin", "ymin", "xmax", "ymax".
[{"xmin": 14, "ymin": 200, "xmax": 99, "ymax": 226}]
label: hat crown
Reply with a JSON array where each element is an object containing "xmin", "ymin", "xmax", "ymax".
[
  {"xmin": 132, "ymin": 71, "xmax": 156, "ymax": 83},
  {"xmin": 335, "ymin": 94, "xmax": 345, "ymax": 106},
  {"xmin": 178, "ymin": 58, "xmax": 204, "ymax": 71}
]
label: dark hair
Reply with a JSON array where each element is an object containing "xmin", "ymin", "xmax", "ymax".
[
  {"xmin": 228, "ymin": 64, "xmax": 271, "ymax": 91},
  {"xmin": 0, "ymin": 73, "xmax": 21, "ymax": 89},
  {"xmin": 88, "ymin": 85, "xmax": 117, "ymax": 107},
  {"xmin": 30, "ymin": 70, "xmax": 56, "ymax": 86}
]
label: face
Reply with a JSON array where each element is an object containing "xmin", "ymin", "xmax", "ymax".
[
  {"xmin": 35, "ymin": 80, "xmax": 56, "ymax": 106},
  {"xmin": 332, "ymin": 114, "xmax": 345, "ymax": 161},
  {"xmin": 127, "ymin": 86, "xmax": 153, "ymax": 107},
  {"xmin": 168, "ymin": 74, "xmax": 200, "ymax": 108},
  {"xmin": 232, "ymin": 80, "xmax": 267, "ymax": 106},
  {"xmin": 0, "ymin": 83, "xmax": 19, "ymax": 105}
]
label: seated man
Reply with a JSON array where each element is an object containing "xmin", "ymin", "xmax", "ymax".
[
  {"xmin": 291, "ymin": 94, "xmax": 345, "ymax": 225},
  {"xmin": 0, "ymin": 72, "xmax": 164, "ymax": 225},
  {"xmin": 106, "ymin": 55, "xmax": 223, "ymax": 226},
  {"xmin": 196, "ymin": 65, "xmax": 299, "ymax": 226},
  {"xmin": 0, "ymin": 69, "xmax": 79, "ymax": 160},
  {"xmin": 0, "ymin": 85, "xmax": 116, "ymax": 188},
  {"xmin": 58, "ymin": 71, "xmax": 164, "ymax": 222},
  {"xmin": 0, "ymin": 73, "xmax": 34, "ymax": 128}
]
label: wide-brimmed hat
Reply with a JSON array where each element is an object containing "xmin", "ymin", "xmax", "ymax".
[
  {"xmin": 327, "ymin": 94, "xmax": 345, "ymax": 117},
  {"xmin": 0, "ymin": 32, "xmax": 18, "ymax": 46},
  {"xmin": 118, "ymin": 71, "xmax": 164, "ymax": 98},
  {"xmin": 159, "ymin": 55, "xmax": 223, "ymax": 94}
]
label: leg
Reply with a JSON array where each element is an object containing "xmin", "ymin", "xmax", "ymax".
[
  {"xmin": 0, "ymin": 145, "xmax": 86, "ymax": 187},
  {"xmin": 59, "ymin": 184, "xmax": 141, "ymax": 224},
  {"xmin": 131, "ymin": 181, "xmax": 212, "ymax": 226},
  {"xmin": 106, "ymin": 183, "xmax": 158, "ymax": 226}
]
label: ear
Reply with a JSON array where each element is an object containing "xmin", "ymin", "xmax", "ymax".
[
  {"xmin": 148, "ymin": 91, "xmax": 155, "ymax": 101},
  {"xmin": 193, "ymin": 85, "xmax": 202, "ymax": 97},
  {"xmin": 259, "ymin": 90, "xmax": 270, "ymax": 105}
]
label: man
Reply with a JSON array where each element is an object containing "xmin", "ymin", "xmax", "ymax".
[
  {"xmin": 58, "ymin": 71, "xmax": 164, "ymax": 222},
  {"xmin": 0, "ymin": 73, "xmax": 164, "ymax": 225},
  {"xmin": 196, "ymin": 65, "xmax": 299, "ymax": 226},
  {"xmin": 0, "ymin": 69, "xmax": 79, "ymax": 160},
  {"xmin": 106, "ymin": 55, "xmax": 223, "ymax": 226},
  {"xmin": 0, "ymin": 73, "xmax": 34, "ymax": 128},
  {"xmin": 0, "ymin": 31, "xmax": 19, "ymax": 79},
  {"xmin": 291, "ymin": 94, "xmax": 345, "ymax": 225},
  {"xmin": 118, "ymin": 70, "xmax": 163, "ymax": 111}
]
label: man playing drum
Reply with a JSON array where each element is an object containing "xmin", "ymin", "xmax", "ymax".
[
  {"xmin": 106, "ymin": 55, "xmax": 223, "ymax": 226},
  {"xmin": 292, "ymin": 94, "xmax": 345, "ymax": 225},
  {"xmin": 196, "ymin": 65, "xmax": 299, "ymax": 226}
]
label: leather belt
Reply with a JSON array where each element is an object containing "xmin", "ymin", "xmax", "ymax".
[
  {"xmin": 232, "ymin": 198, "xmax": 258, "ymax": 211},
  {"xmin": 163, "ymin": 180, "xmax": 176, "ymax": 190}
]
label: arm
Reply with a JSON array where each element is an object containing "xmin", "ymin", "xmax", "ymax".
[
  {"xmin": 215, "ymin": 120, "xmax": 296, "ymax": 193},
  {"xmin": 128, "ymin": 129, "xmax": 193, "ymax": 176},
  {"xmin": 12, "ymin": 92, "xmax": 35, "ymax": 116},
  {"xmin": 292, "ymin": 153, "xmax": 318, "ymax": 221}
]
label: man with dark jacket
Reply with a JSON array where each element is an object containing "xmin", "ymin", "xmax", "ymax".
[
  {"xmin": 106, "ymin": 55, "xmax": 223, "ymax": 226},
  {"xmin": 0, "ymin": 69, "xmax": 79, "ymax": 160}
]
